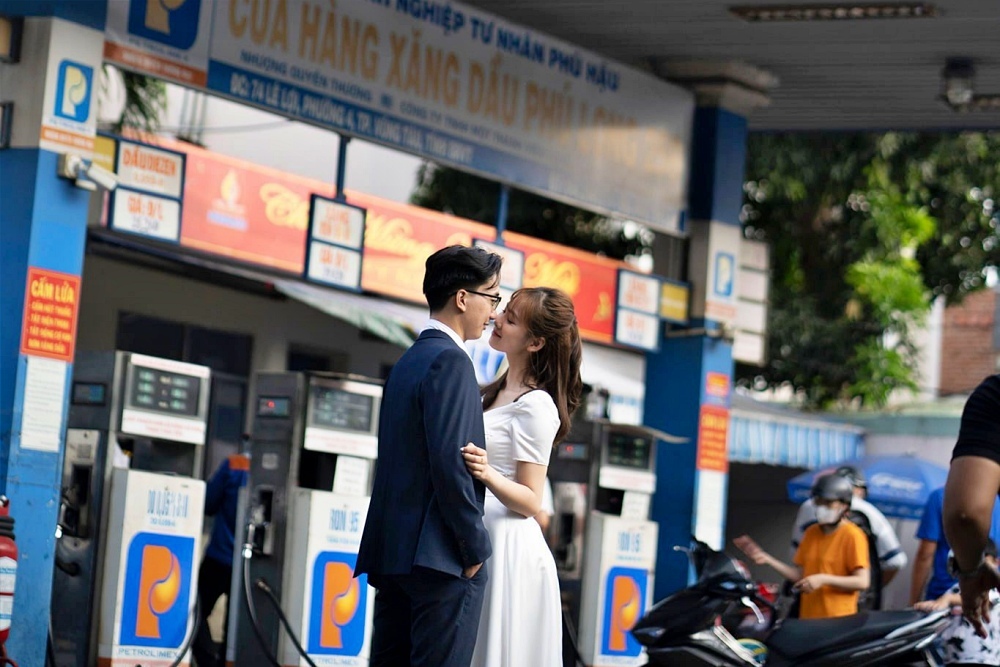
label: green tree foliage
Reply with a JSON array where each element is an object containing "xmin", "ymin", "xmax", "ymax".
[
  {"xmin": 742, "ymin": 132, "xmax": 1000, "ymax": 408},
  {"xmin": 410, "ymin": 164, "xmax": 647, "ymax": 260},
  {"xmin": 102, "ymin": 66, "xmax": 167, "ymax": 133}
]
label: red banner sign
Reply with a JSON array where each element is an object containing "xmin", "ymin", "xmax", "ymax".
[
  {"xmin": 696, "ymin": 404, "xmax": 730, "ymax": 473},
  {"xmin": 349, "ymin": 190, "xmax": 495, "ymax": 304},
  {"xmin": 180, "ymin": 144, "xmax": 330, "ymax": 272},
  {"xmin": 138, "ymin": 136, "xmax": 634, "ymax": 346},
  {"xmin": 20, "ymin": 267, "xmax": 81, "ymax": 362},
  {"xmin": 503, "ymin": 232, "xmax": 620, "ymax": 344}
]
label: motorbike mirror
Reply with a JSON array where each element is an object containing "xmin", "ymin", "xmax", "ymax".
[{"xmin": 741, "ymin": 596, "xmax": 766, "ymax": 625}]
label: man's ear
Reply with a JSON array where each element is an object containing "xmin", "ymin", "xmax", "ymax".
[{"xmin": 454, "ymin": 289, "xmax": 469, "ymax": 313}]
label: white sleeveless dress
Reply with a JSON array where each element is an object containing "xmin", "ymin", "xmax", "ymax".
[{"xmin": 471, "ymin": 390, "xmax": 563, "ymax": 667}]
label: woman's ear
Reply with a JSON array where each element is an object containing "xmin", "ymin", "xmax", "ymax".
[{"xmin": 527, "ymin": 337, "xmax": 545, "ymax": 353}]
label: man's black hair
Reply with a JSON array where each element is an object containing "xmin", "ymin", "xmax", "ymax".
[
  {"xmin": 987, "ymin": 538, "xmax": 998, "ymax": 559},
  {"xmin": 423, "ymin": 245, "xmax": 502, "ymax": 312}
]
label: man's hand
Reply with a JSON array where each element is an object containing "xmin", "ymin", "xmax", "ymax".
[
  {"xmin": 463, "ymin": 562, "xmax": 483, "ymax": 579},
  {"xmin": 794, "ymin": 574, "xmax": 828, "ymax": 594},
  {"xmin": 958, "ymin": 561, "xmax": 1000, "ymax": 638}
]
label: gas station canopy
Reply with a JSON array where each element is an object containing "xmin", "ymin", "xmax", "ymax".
[{"xmin": 462, "ymin": 0, "xmax": 1000, "ymax": 131}]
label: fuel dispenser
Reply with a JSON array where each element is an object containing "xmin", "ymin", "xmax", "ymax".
[
  {"xmin": 232, "ymin": 372, "xmax": 382, "ymax": 667},
  {"xmin": 50, "ymin": 351, "xmax": 210, "ymax": 667},
  {"xmin": 548, "ymin": 418, "xmax": 664, "ymax": 667}
]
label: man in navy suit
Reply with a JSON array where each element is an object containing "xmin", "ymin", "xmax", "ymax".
[{"xmin": 356, "ymin": 245, "xmax": 503, "ymax": 667}]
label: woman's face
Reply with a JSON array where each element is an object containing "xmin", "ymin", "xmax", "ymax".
[{"xmin": 489, "ymin": 300, "xmax": 537, "ymax": 357}]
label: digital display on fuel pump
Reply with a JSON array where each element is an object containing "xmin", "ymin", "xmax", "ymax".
[
  {"xmin": 605, "ymin": 432, "xmax": 652, "ymax": 470},
  {"xmin": 310, "ymin": 387, "xmax": 374, "ymax": 433},
  {"xmin": 128, "ymin": 365, "xmax": 202, "ymax": 416}
]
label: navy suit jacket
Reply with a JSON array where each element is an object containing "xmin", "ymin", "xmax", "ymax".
[{"xmin": 356, "ymin": 329, "xmax": 492, "ymax": 579}]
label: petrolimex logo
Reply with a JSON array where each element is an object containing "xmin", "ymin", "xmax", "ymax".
[
  {"xmin": 601, "ymin": 566, "xmax": 648, "ymax": 657},
  {"xmin": 128, "ymin": 0, "xmax": 201, "ymax": 49},
  {"xmin": 120, "ymin": 532, "xmax": 195, "ymax": 648},
  {"xmin": 54, "ymin": 60, "xmax": 93, "ymax": 123},
  {"xmin": 308, "ymin": 552, "xmax": 368, "ymax": 656}
]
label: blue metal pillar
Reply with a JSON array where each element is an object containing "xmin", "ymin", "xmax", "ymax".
[
  {"xmin": 0, "ymin": 5, "xmax": 105, "ymax": 663},
  {"xmin": 645, "ymin": 106, "xmax": 748, "ymax": 600}
]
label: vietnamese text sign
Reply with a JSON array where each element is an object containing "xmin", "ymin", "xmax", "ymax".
[
  {"xmin": 20, "ymin": 358, "xmax": 68, "ymax": 453},
  {"xmin": 306, "ymin": 241, "xmax": 364, "ymax": 291},
  {"xmin": 614, "ymin": 310, "xmax": 660, "ymax": 352},
  {"xmin": 618, "ymin": 270, "xmax": 660, "ymax": 315},
  {"xmin": 116, "ymin": 140, "xmax": 185, "ymax": 197},
  {"xmin": 111, "ymin": 190, "xmax": 182, "ymax": 242},
  {"xmin": 310, "ymin": 196, "xmax": 366, "ymax": 249},
  {"xmin": 20, "ymin": 267, "xmax": 81, "ymax": 362},
  {"xmin": 104, "ymin": 0, "xmax": 693, "ymax": 230},
  {"xmin": 696, "ymin": 405, "xmax": 730, "ymax": 473},
  {"xmin": 108, "ymin": 138, "xmax": 186, "ymax": 243},
  {"xmin": 306, "ymin": 196, "xmax": 366, "ymax": 291}
]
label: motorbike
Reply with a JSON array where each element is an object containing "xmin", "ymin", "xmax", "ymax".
[{"xmin": 631, "ymin": 538, "xmax": 949, "ymax": 666}]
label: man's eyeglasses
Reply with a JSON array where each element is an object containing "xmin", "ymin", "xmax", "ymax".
[{"xmin": 455, "ymin": 289, "xmax": 502, "ymax": 310}]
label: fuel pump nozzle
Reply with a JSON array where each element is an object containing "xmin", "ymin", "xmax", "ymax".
[{"xmin": 245, "ymin": 488, "xmax": 275, "ymax": 557}]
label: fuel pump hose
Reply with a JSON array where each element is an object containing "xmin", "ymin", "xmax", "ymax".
[
  {"xmin": 241, "ymin": 549, "xmax": 283, "ymax": 667},
  {"xmin": 254, "ymin": 578, "xmax": 319, "ymax": 667}
]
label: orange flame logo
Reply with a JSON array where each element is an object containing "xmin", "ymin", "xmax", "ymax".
[
  {"xmin": 319, "ymin": 562, "xmax": 361, "ymax": 649},
  {"xmin": 135, "ymin": 545, "xmax": 182, "ymax": 639},
  {"xmin": 608, "ymin": 575, "xmax": 641, "ymax": 652}
]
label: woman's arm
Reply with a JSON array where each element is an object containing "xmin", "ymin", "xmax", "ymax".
[{"xmin": 462, "ymin": 444, "xmax": 547, "ymax": 518}]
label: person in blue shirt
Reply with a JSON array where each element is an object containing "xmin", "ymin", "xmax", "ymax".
[
  {"xmin": 193, "ymin": 447, "xmax": 250, "ymax": 667},
  {"xmin": 910, "ymin": 485, "xmax": 1000, "ymax": 605}
]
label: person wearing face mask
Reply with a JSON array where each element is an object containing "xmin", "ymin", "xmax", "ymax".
[
  {"xmin": 791, "ymin": 466, "xmax": 906, "ymax": 611},
  {"xmin": 735, "ymin": 474, "xmax": 871, "ymax": 619}
]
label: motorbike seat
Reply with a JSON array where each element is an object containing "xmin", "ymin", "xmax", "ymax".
[{"xmin": 766, "ymin": 610, "xmax": 928, "ymax": 660}]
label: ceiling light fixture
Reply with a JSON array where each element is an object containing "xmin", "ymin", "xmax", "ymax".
[
  {"xmin": 729, "ymin": 3, "xmax": 937, "ymax": 22},
  {"xmin": 940, "ymin": 58, "xmax": 1000, "ymax": 113},
  {"xmin": 942, "ymin": 58, "xmax": 975, "ymax": 107}
]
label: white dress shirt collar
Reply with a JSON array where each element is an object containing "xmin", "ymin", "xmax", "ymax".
[{"xmin": 421, "ymin": 319, "xmax": 469, "ymax": 356}]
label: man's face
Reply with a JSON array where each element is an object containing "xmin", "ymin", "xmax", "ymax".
[{"xmin": 458, "ymin": 275, "xmax": 501, "ymax": 341}]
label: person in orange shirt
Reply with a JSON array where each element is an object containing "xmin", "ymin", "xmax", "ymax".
[{"xmin": 735, "ymin": 474, "xmax": 871, "ymax": 619}]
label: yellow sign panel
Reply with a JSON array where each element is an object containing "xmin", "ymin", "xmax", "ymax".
[
  {"xmin": 660, "ymin": 282, "xmax": 690, "ymax": 324},
  {"xmin": 93, "ymin": 135, "xmax": 118, "ymax": 174}
]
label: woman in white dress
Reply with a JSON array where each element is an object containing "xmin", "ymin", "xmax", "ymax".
[{"xmin": 462, "ymin": 287, "xmax": 583, "ymax": 667}]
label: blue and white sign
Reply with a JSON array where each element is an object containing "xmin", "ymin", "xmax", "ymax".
[
  {"xmin": 54, "ymin": 60, "xmax": 93, "ymax": 122},
  {"xmin": 105, "ymin": 0, "xmax": 693, "ymax": 231},
  {"xmin": 39, "ymin": 20, "xmax": 104, "ymax": 156},
  {"xmin": 305, "ymin": 195, "xmax": 366, "ymax": 291},
  {"xmin": 474, "ymin": 239, "xmax": 525, "ymax": 292},
  {"xmin": 107, "ymin": 137, "xmax": 187, "ymax": 243},
  {"xmin": 614, "ymin": 270, "xmax": 663, "ymax": 352},
  {"xmin": 701, "ymin": 222, "xmax": 743, "ymax": 326},
  {"xmin": 579, "ymin": 514, "xmax": 657, "ymax": 667},
  {"xmin": 287, "ymin": 491, "xmax": 375, "ymax": 667}
]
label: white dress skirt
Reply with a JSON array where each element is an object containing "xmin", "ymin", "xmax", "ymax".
[{"xmin": 471, "ymin": 390, "xmax": 563, "ymax": 667}]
